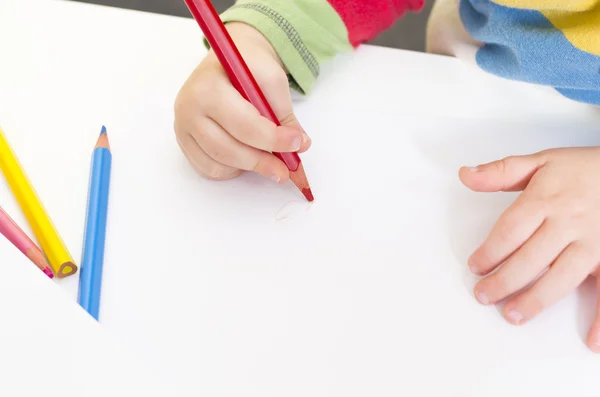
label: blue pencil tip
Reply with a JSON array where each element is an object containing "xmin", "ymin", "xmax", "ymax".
[{"xmin": 100, "ymin": 126, "xmax": 107, "ymax": 135}]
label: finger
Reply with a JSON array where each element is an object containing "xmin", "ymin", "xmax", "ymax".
[
  {"xmin": 459, "ymin": 153, "xmax": 547, "ymax": 193},
  {"xmin": 474, "ymin": 220, "xmax": 571, "ymax": 305},
  {"xmin": 469, "ymin": 194, "xmax": 546, "ymax": 275},
  {"xmin": 177, "ymin": 132, "xmax": 242, "ymax": 180},
  {"xmin": 207, "ymin": 81, "xmax": 310, "ymax": 153},
  {"xmin": 503, "ymin": 241, "xmax": 598, "ymax": 325},
  {"xmin": 586, "ymin": 274, "xmax": 600, "ymax": 353},
  {"xmin": 192, "ymin": 117, "xmax": 290, "ymax": 183}
]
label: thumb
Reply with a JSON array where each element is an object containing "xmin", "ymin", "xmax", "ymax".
[
  {"xmin": 459, "ymin": 154, "xmax": 545, "ymax": 192},
  {"xmin": 279, "ymin": 112, "xmax": 311, "ymax": 153},
  {"xmin": 248, "ymin": 57, "xmax": 311, "ymax": 153}
]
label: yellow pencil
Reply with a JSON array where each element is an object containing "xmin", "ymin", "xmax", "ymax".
[{"xmin": 0, "ymin": 127, "xmax": 77, "ymax": 278}]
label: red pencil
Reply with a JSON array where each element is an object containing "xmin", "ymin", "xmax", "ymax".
[{"xmin": 183, "ymin": 0, "xmax": 314, "ymax": 202}]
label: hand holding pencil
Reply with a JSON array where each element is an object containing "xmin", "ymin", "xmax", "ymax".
[{"xmin": 175, "ymin": 14, "xmax": 313, "ymax": 200}]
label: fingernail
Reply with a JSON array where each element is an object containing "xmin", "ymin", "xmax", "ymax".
[
  {"xmin": 468, "ymin": 258, "xmax": 481, "ymax": 275},
  {"xmin": 475, "ymin": 290, "xmax": 489, "ymax": 305},
  {"xmin": 302, "ymin": 132, "xmax": 311, "ymax": 144},
  {"xmin": 469, "ymin": 263, "xmax": 480, "ymax": 275},
  {"xmin": 507, "ymin": 310, "xmax": 524, "ymax": 324},
  {"xmin": 292, "ymin": 137, "xmax": 301, "ymax": 151},
  {"xmin": 468, "ymin": 166, "xmax": 479, "ymax": 172},
  {"xmin": 270, "ymin": 174, "xmax": 280, "ymax": 184}
]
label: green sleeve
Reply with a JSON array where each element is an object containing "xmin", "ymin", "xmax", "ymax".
[{"xmin": 218, "ymin": 0, "xmax": 352, "ymax": 95}]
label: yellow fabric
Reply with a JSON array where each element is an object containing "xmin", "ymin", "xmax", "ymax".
[
  {"xmin": 542, "ymin": 7, "xmax": 600, "ymax": 56},
  {"xmin": 492, "ymin": 0, "xmax": 597, "ymax": 11},
  {"xmin": 492, "ymin": 0, "xmax": 600, "ymax": 56}
]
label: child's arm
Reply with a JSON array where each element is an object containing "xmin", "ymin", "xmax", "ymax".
[{"xmin": 219, "ymin": 0, "xmax": 424, "ymax": 94}]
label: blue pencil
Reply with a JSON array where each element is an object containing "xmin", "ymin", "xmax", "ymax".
[{"xmin": 78, "ymin": 126, "xmax": 112, "ymax": 320}]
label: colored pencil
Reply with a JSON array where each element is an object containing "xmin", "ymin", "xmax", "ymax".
[
  {"xmin": 0, "ymin": 127, "xmax": 77, "ymax": 278},
  {"xmin": 183, "ymin": 0, "xmax": 314, "ymax": 202},
  {"xmin": 0, "ymin": 206, "xmax": 54, "ymax": 278},
  {"xmin": 78, "ymin": 126, "xmax": 112, "ymax": 320}
]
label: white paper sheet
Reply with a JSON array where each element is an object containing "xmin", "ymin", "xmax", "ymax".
[
  {"xmin": 0, "ymin": 241, "xmax": 177, "ymax": 396},
  {"xmin": 97, "ymin": 101, "xmax": 600, "ymax": 397},
  {"xmin": 2, "ymin": 1, "xmax": 600, "ymax": 396}
]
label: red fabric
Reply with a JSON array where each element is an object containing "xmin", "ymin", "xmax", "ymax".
[{"xmin": 327, "ymin": 0, "xmax": 424, "ymax": 47}]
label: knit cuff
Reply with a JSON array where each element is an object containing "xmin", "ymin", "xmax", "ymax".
[{"xmin": 204, "ymin": 0, "xmax": 351, "ymax": 95}]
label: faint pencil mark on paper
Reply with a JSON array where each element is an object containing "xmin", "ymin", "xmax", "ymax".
[{"xmin": 275, "ymin": 200, "xmax": 314, "ymax": 221}]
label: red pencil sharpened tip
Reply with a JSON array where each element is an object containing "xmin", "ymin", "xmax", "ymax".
[
  {"xmin": 302, "ymin": 188, "xmax": 314, "ymax": 202},
  {"xmin": 288, "ymin": 163, "xmax": 314, "ymax": 202},
  {"xmin": 43, "ymin": 268, "xmax": 54, "ymax": 279}
]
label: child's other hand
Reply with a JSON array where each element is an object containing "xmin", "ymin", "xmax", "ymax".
[
  {"xmin": 174, "ymin": 23, "xmax": 310, "ymax": 183},
  {"xmin": 459, "ymin": 147, "xmax": 600, "ymax": 352}
]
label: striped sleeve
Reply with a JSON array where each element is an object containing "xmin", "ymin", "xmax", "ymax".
[
  {"xmin": 219, "ymin": 0, "xmax": 424, "ymax": 94},
  {"xmin": 456, "ymin": 0, "xmax": 600, "ymax": 105}
]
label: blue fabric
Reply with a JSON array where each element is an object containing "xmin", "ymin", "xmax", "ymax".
[{"xmin": 459, "ymin": 0, "xmax": 600, "ymax": 105}]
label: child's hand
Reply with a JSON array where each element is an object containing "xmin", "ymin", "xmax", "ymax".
[
  {"xmin": 459, "ymin": 147, "xmax": 600, "ymax": 351},
  {"xmin": 174, "ymin": 23, "xmax": 310, "ymax": 183}
]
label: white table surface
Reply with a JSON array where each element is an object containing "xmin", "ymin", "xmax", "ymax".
[{"xmin": 2, "ymin": 1, "xmax": 600, "ymax": 396}]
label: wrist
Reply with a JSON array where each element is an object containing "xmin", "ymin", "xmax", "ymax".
[{"xmin": 223, "ymin": 22, "xmax": 286, "ymax": 71}]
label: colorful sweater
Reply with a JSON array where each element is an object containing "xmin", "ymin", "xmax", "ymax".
[{"xmin": 219, "ymin": 0, "xmax": 600, "ymax": 106}]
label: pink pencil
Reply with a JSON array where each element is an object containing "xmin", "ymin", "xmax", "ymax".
[{"xmin": 0, "ymin": 206, "xmax": 54, "ymax": 278}]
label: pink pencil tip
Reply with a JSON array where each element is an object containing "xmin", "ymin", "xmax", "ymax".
[{"xmin": 44, "ymin": 268, "xmax": 54, "ymax": 279}]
